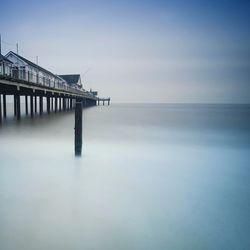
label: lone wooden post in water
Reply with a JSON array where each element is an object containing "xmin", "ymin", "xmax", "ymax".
[{"xmin": 74, "ymin": 98, "xmax": 82, "ymax": 156}]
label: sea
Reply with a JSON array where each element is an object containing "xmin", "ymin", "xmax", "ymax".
[{"xmin": 0, "ymin": 103, "xmax": 249, "ymax": 250}]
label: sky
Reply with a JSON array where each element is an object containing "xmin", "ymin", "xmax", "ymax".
[{"xmin": 0, "ymin": 0, "xmax": 249, "ymax": 103}]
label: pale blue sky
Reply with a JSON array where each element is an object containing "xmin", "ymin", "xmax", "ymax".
[{"xmin": 1, "ymin": 0, "xmax": 249, "ymax": 103}]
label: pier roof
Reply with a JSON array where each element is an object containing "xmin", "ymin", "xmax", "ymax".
[
  {"xmin": 0, "ymin": 54, "xmax": 12, "ymax": 64},
  {"xmin": 6, "ymin": 51, "xmax": 61, "ymax": 79},
  {"xmin": 59, "ymin": 74, "xmax": 81, "ymax": 85}
]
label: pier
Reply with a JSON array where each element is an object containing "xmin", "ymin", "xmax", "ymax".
[
  {"xmin": 0, "ymin": 51, "xmax": 111, "ymax": 123},
  {"xmin": 97, "ymin": 98, "xmax": 110, "ymax": 106},
  {"xmin": 0, "ymin": 75, "xmax": 102, "ymax": 122},
  {"xmin": 0, "ymin": 51, "xmax": 110, "ymax": 156}
]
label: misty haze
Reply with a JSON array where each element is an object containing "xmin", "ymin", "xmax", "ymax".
[{"xmin": 0, "ymin": 1, "xmax": 249, "ymax": 250}]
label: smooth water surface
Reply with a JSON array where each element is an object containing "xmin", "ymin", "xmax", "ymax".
[{"xmin": 0, "ymin": 104, "xmax": 249, "ymax": 250}]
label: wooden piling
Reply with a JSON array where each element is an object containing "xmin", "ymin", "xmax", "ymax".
[
  {"xmin": 60, "ymin": 98, "xmax": 62, "ymax": 112},
  {"xmin": 16, "ymin": 94, "xmax": 21, "ymax": 120},
  {"xmin": 70, "ymin": 98, "xmax": 73, "ymax": 109},
  {"xmin": 25, "ymin": 95, "xmax": 28, "ymax": 115},
  {"xmin": 35, "ymin": 96, "xmax": 37, "ymax": 113},
  {"xmin": 55, "ymin": 97, "xmax": 58, "ymax": 112},
  {"xmin": 63, "ymin": 97, "xmax": 65, "ymax": 110},
  {"xmin": 74, "ymin": 99, "xmax": 82, "ymax": 156},
  {"xmin": 30, "ymin": 95, "xmax": 34, "ymax": 118},
  {"xmin": 3, "ymin": 94, "xmax": 7, "ymax": 118},
  {"xmin": 47, "ymin": 96, "xmax": 50, "ymax": 114},
  {"xmin": 50, "ymin": 97, "xmax": 53, "ymax": 112},
  {"xmin": 0, "ymin": 94, "xmax": 2, "ymax": 123},
  {"xmin": 14, "ymin": 95, "xmax": 17, "ymax": 116},
  {"xmin": 39, "ymin": 96, "xmax": 43, "ymax": 115}
]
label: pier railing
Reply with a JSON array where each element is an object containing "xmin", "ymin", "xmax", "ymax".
[{"xmin": 0, "ymin": 70, "xmax": 85, "ymax": 96}]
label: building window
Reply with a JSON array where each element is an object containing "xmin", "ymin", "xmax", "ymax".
[
  {"xmin": 19, "ymin": 66, "xmax": 26, "ymax": 80},
  {"xmin": 5, "ymin": 64, "xmax": 10, "ymax": 75}
]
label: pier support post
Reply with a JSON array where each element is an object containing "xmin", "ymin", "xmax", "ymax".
[
  {"xmin": 16, "ymin": 94, "xmax": 21, "ymax": 120},
  {"xmin": 55, "ymin": 97, "xmax": 58, "ymax": 113},
  {"xmin": 34, "ymin": 96, "xmax": 37, "ymax": 114},
  {"xmin": 59, "ymin": 97, "xmax": 62, "ymax": 112},
  {"xmin": 51, "ymin": 97, "xmax": 53, "ymax": 112},
  {"xmin": 63, "ymin": 98, "xmax": 66, "ymax": 111},
  {"xmin": 74, "ymin": 99, "xmax": 82, "ymax": 156},
  {"xmin": 30, "ymin": 95, "xmax": 34, "ymax": 118},
  {"xmin": 3, "ymin": 94, "xmax": 7, "ymax": 118},
  {"xmin": 25, "ymin": 95, "xmax": 28, "ymax": 115},
  {"xmin": 70, "ymin": 98, "xmax": 73, "ymax": 109},
  {"xmin": 14, "ymin": 95, "xmax": 17, "ymax": 116},
  {"xmin": 0, "ymin": 94, "xmax": 2, "ymax": 123},
  {"xmin": 47, "ymin": 96, "xmax": 50, "ymax": 114},
  {"xmin": 39, "ymin": 96, "xmax": 43, "ymax": 115}
]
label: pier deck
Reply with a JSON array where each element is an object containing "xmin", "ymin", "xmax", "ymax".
[{"xmin": 0, "ymin": 75, "xmax": 110, "ymax": 122}]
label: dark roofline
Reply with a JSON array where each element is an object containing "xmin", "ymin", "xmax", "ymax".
[
  {"xmin": 7, "ymin": 51, "xmax": 61, "ymax": 80},
  {"xmin": 0, "ymin": 54, "xmax": 13, "ymax": 64},
  {"xmin": 58, "ymin": 74, "xmax": 81, "ymax": 85},
  {"xmin": 59, "ymin": 74, "xmax": 80, "ymax": 78}
]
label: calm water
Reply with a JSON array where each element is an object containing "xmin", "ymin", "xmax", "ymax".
[{"xmin": 0, "ymin": 104, "xmax": 249, "ymax": 250}]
